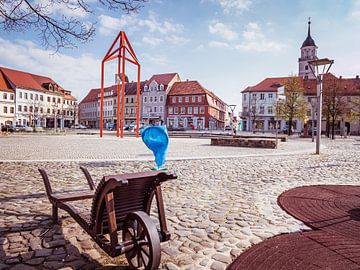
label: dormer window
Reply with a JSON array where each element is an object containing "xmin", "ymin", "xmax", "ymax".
[
  {"xmin": 144, "ymin": 85, "xmax": 148, "ymax": 91},
  {"xmin": 49, "ymin": 84, "xmax": 53, "ymax": 91},
  {"xmin": 160, "ymin": 84, "xmax": 164, "ymax": 91}
]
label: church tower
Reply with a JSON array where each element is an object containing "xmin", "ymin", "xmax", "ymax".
[{"xmin": 298, "ymin": 18, "xmax": 317, "ymax": 79}]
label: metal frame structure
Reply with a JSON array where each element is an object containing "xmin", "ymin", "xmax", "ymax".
[
  {"xmin": 308, "ymin": 58, "xmax": 334, "ymax": 154},
  {"xmin": 100, "ymin": 31, "xmax": 141, "ymax": 138}
]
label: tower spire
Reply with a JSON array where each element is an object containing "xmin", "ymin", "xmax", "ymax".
[{"xmin": 308, "ymin": 17, "xmax": 311, "ymax": 37}]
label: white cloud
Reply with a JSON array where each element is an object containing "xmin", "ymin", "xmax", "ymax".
[
  {"xmin": 350, "ymin": 0, "xmax": 360, "ymax": 20},
  {"xmin": 208, "ymin": 22, "xmax": 239, "ymax": 41},
  {"xmin": 194, "ymin": 44, "xmax": 205, "ymax": 51},
  {"xmin": 0, "ymin": 38, "xmax": 111, "ymax": 100},
  {"xmin": 206, "ymin": 0, "xmax": 252, "ymax": 14},
  {"xmin": 141, "ymin": 53, "xmax": 169, "ymax": 65},
  {"xmin": 208, "ymin": 41, "xmax": 229, "ymax": 48},
  {"xmin": 236, "ymin": 22, "xmax": 284, "ymax": 52},
  {"xmin": 142, "ymin": 36, "xmax": 164, "ymax": 46},
  {"xmin": 98, "ymin": 12, "xmax": 187, "ymax": 47}
]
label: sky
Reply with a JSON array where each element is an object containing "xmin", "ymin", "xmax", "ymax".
[{"xmin": 0, "ymin": 0, "xmax": 360, "ymax": 112}]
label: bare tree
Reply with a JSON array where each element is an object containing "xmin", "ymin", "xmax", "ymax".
[
  {"xmin": 0, "ymin": 0, "xmax": 147, "ymax": 51},
  {"xmin": 276, "ymin": 77, "xmax": 307, "ymax": 135},
  {"xmin": 322, "ymin": 77, "xmax": 348, "ymax": 139}
]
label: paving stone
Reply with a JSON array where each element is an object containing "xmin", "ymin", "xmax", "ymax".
[
  {"xmin": 165, "ymin": 262, "xmax": 180, "ymax": 270},
  {"xmin": 210, "ymin": 261, "xmax": 227, "ymax": 270},
  {"xmin": 35, "ymin": 248, "xmax": 52, "ymax": 257},
  {"xmin": 25, "ymin": 257, "xmax": 45, "ymax": 265},
  {"xmin": 9, "ymin": 264, "xmax": 37, "ymax": 270},
  {"xmin": 212, "ymin": 253, "xmax": 232, "ymax": 264}
]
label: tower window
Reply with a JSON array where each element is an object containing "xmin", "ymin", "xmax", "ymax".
[{"xmin": 305, "ymin": 65, "xmax": 309, "ymax": 70}]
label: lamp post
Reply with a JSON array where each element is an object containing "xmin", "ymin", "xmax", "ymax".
[
  {"xmin": 229, "ymin": 105, "xmax": 236, "ymax": 134},
  {"xmin": 310, "ymin": 97, "xmax": 317, "ymax": 142},
  {"xmin": 308, "ymin": 58, "xmax": 334, "ymax": 155}
]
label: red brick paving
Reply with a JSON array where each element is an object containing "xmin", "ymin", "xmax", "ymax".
[{"xmin": 228, "ymin": 185, "xmax": 360, "ymax": 270}]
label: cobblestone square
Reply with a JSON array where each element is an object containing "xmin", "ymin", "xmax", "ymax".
[{"xmin": 0, "ymin": 135, "xmax": 359, "ymax": 269}]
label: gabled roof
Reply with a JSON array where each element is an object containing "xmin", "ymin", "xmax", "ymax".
[
  {"xmin": 80, "ymin": 81, "xmax": 146, "ymax": 104},
  {"xmin": 0, "ymin": 70, "xmax": 14, "ymax": 93},
  {"xmin": 0, "ymin": 66, "xmax": 63, "ymax": 94},
  {"xmin": 147, "ymin": 73, "xmax": 178, "ymax": 86},
  {"xmin": 169, "ymin": 81, "xmax": 207, "ymax": 95},
  {"xmin": 241, "ymin": 77, "xmax": 301, "ymax": 93}
]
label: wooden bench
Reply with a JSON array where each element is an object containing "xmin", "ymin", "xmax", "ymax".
[{"xmin": 39, "ymin": 167, "xmax": 177, "ymax": 269}]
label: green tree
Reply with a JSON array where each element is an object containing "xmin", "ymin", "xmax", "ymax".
[
  {"xmin": 276, "ymin": 77, "xmax": 307, "ymax": 135},
  {"xmin": 0, "ymin": 0, "xmax": 146, "ymax": 51}
]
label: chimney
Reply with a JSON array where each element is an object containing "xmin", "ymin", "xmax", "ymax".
[
  {"xmin": 356, "ymin": 75, "xmax": 359, "ymax": 79},
  {"xmin": 339, "ymin": 76, "xmax": 342, "ymax": 79},
  {"xmin": 186, "ymin": 79, "xmax": 189, "ymax": 82}
]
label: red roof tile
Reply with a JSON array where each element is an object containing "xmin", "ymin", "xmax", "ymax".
[
  {"xmin": 80, "ymin": 81, "xmax": 146, "ymax": 104},
  {"xmin": 0, "ymin": 67, "xmax": 63, "ymax": 94},
  {"xmin": 0, "ymin": 70, "xmax": 14, "ymax": 93},
  {"xmin": 241, "ymin": 77, "xmax": 302, "ymax": 93},
  {"xmin": 147, "ymin": 73, "xmax": 179, "ymax": 86},
  {"xmin": 169, "ymin": 81, "xmax": 207, "ymax": 95}
]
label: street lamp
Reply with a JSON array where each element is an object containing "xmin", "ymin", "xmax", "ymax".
[
  {"xmin": 228, "ymin": 105, "xmax": 236, "ymax": 134},
  {"xmin": 309, "ymin": 97, "xmax": 317, "ymax": 142},
  {"xmin": 308, "ymin": 58, "xmax": 334, "ymax": 155}
]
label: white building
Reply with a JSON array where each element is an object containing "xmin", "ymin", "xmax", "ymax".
[{"xmin": 0, "ymin": 67, "xmax": 77, "ymax": 128}]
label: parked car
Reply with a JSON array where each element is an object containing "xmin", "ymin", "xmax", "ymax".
[
  {"xmin": 71, "ymin": 124, "xmax": 87, "ymax": 129},
  {"xmin": 14, "ymin": 125, "xmax": 26, "ymax": 132},
  {"xmin": 1, "ymin": 125, "xmax": 14, "ymax": 132}
]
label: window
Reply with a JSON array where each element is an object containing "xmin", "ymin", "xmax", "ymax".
[
  {"xmin": 159, "ymin": 96, "xmax": 164, "ymax": 102},
  {"xmin": 197, "ymin": 96, "xmax": 201, "ymax": 102},
  {"xmin": 243, "ymin": 106, "xmax": 248, "ymax": 112},
  {"xmin": 192, "ymin": 96, "xmax": 196, "ymax": 102},
  {"xmin": 19, "ymin": 92, "xmax": 22, "ymax": 99},
  {"xmin": 180, "ymin": 107, "xmax": 185, "ymax": 114},
  {"xmin": 40, "ymin": 107, "xmax": 43, "ymax": 113},
  {"xmin": 40, "ymin": 95, "xmax": 43, "ymax": 101},
  {"xmin": 24, "ymin": 106, "xmax": 28, "ymax": 112},
  {"xmin": 244, "ymin": 94, "xmax": 247, "ymax": 101},
  {"xmin": 18, "ymin": 105, "xmax": 22, "ymax": 112},
  {"xmin": 126, "ymin": 98, "xmax": 128, "ymax": 103},
  {"xmin": 154, "ymin": 96, "xmax": 157, "ymax": 102},
  {"xmin": 305, "ymin": 75, "xmax": 308, "ymax": 80},
  {"xmin": 252, "ymin": 93, "xmax": 256, "ymax": 98},
  {"xmin": 200, "ymin": 107, "xmax": 205, "ymax": 114},
  {"xmin": 149, "ymin": 97, "xmax": 153, "ymax": 102},
  {"xmin": 10, "ymin": 107, "xmax": 14, "ymax": 113},
  {"xmin": 154, "ymin": 107, "xmax": 157, "ymax": 112},
  {"xmin": 52, "ymin": 109, "xmax": 55, "ymax": 114},
  {"xmin": 260, "ymin": 93, "xmax": 265, "ymax": 100},
  {"xmin": 131, "ymin": 98, "xmax": 134, "ymax": 103},
  {"xmin": 144, "ymin": 85, "xmax": 148, "ymax": 91},
  {"xmin": 194, "ymin": 107, "xmax": 198, "ymax": 114},
  {"xmin": 185, "ymin": 96, "xmax": 189, "ymax": 102},
  {"xmin": 58, "ymin": 98, "xmax": 61, "ymax": 103},
  {"xmin": 168, "ymin": 107, "xmax": 173, "ymax": 114},
  {"xmin": 47, "ymin": 96, "xmax": 50, "ymax": 102},
  {"xmin": 144, "ymin": 96, "xmax": 147, "ymax": 103},
  {"xmin": 3, "ymin": 93, "xmax": 7, "ymax": 100},
  {"xmin": 172, "ymin": 97, "xmax": 176, "ymax": 103},
  {"xmin": 10, "ymin": 94, "xmax": 14, "ymax": 100},
  {"xmin": 179, "ymin": 97, "xmax": 182, "ymax": 102},
  {"xmin": 260, "ymin": 106, "xmax": 264, "ymax": 114},
  {"xmin": 25, "ymin": 93, "xmax": 28, "ymax": 99},
  {"xmin": 30, "ymin": 93, "xmax": 33, "ymax": 100},
  {"xmin": 305, "ymin": 65, "xmax": 309, "ymax": 70},
  {"xmin": 159, "ymin": 106, "xmax": 163, "ymax": 112},
  {"xmin": 3, "ymin": 106, "xmax": 7, "ymax": 113},
  {"xmin": 251, "ymin": 106, "xmax": 256, "ymax": 113},
  {"xmin": 268, "ymin": 106, "xmax": 273, "ymax": 114},
  {"xmin": 268, "ymin": 93, "xmax": 273, "ymax": 99},
  {"xmin": 188, "ymin": 107, "xmax": 192, "ymax": 114},
  {"xmin": 174, "ymin": 107, "xmax": 179, "ymax": 114},
  {"xmin": 160, "ymin": 84, "xmax": 164, "ymax": 90},
  {"xmin": 53, "ymin": 97, "xmax": 56, "ymax": 103},
  {"xmin": 30, "ymin": 106, "xmax": 33, "ymax": 112}
]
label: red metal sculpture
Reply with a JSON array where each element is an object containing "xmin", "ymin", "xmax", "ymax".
[{"xmin": 100, "ymin": 31, "xmax": 141, "ymax": 138}]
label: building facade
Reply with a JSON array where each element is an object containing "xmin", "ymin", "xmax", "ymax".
[
  {"xmin": 167, "ymin": 80, "xmax": 226, "ymax": 130},
  {"xmin": 141, "ymin": 73, "xmax": 180, "ymax": 125},
  {"xmin": 0, "ymin": 67, "xmax": 77, "ymax": 128}
]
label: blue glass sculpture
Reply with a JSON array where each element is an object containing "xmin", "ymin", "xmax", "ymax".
[{"xmin": 141, "ymin": 126, "xmax": 169, "ymax": 170}]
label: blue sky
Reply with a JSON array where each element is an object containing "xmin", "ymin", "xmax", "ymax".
[{"xmin": 0, "ymin": 0, "xmax": 359, "ymax": 111}]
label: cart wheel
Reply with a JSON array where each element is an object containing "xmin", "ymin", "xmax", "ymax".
[{"xmin": 123, "ymin": 211, "xmax": 161, "ymax": 270}]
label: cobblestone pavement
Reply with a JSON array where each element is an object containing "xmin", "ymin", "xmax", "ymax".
[
  {"xmin": 0, "ymin": 134, "xmax": 314, "ymax": 162},
  {"xmin": 0, "ymin": 136, "xmax": 359, "ymax": 269}
]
